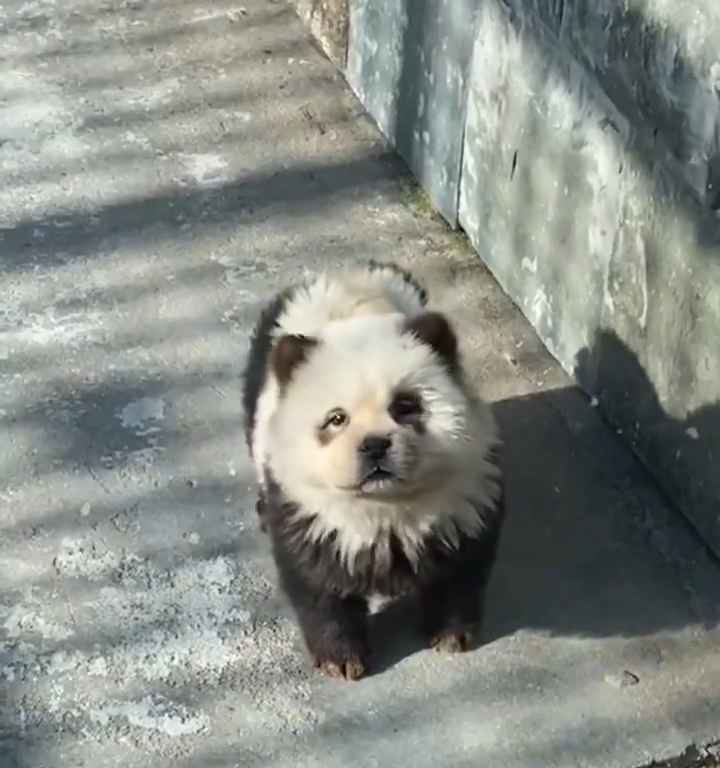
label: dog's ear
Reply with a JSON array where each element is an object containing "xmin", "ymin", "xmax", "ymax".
[
  {"xmin": 404, "ymin": 312, "xmax": 459, "ymax": 373},
  {"xmin": 271, "ymin": 334, "xmax": 318, "ymax": 386}
]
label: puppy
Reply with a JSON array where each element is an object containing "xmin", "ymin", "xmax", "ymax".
[{"xmin": 242, "ymin": 261, "xmax": 504, "ymax": 680}]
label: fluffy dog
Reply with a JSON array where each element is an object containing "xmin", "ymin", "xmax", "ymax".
[{"xmin": 242, "ymin": 261, "xmax": 504, "ymax": 680}]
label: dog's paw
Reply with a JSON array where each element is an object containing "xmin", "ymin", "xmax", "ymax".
[
  {"xmin": 430, "ymin": 629, "xmax": 472, "ymax": 654},
  {"xmin": 313, "ymin": 655, "xmax": 366, "ymax": 681}
]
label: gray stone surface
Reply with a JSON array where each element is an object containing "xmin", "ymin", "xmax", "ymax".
[
  {"xmin": 517, "ymin": 0, "xmax": 720, "ymax": 213},
  {"xmin": 346, "ymin": 0, "xmax": 478, "ymax": 224},
  {"xmin": 294, "ymin": 0, "xmax": 720, "ymax": 558},
  {"xmin": 458, "ymin": 0, "xmax": 720, "ymax": 557},
  {"xmin": 291, "ymin": 0, "xmax": 349, "ymax": 68},
  {"xmin": 1, "ymin": 1, "xmax": 719, "ymax": 767}
]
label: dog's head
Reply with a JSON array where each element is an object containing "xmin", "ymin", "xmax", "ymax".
[{"xmin": 267, "ymin": 311, "xmax": 474, "ymax": 500}]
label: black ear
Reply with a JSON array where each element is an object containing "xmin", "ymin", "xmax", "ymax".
[
  {"xmin": 404, "ymin": 311, "xmax": 459, "ymax": 373},
  {"xmin": 271, "ymin": 334, "xmax": 318, "ymax": 386}
]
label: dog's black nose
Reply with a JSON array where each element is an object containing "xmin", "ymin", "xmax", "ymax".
[{"xmin": 359, "ymin": 436, "xmax": 391, "ymax": 460}]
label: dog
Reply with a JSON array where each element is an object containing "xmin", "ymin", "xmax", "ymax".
[{"xmin": 242, "ymin": 261, "xmax": 504, "ymax": 680}]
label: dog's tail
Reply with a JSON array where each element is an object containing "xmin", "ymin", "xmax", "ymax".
[{"xmin": 367, "ymin": 259, "xmax": 428, "ymax": 307}]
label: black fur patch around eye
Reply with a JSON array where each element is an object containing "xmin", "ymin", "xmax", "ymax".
[{"xmin": 389, "ymin": 392, "xmax": 424, "ymax": 428}]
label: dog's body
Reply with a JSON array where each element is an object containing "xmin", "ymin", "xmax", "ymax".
[{"xmin": 242, "ymin": 261, "xmax": 505, "ymax": 679}]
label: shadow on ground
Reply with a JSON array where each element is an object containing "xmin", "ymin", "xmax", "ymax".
[
  {"xmin": 2, "ymin": 0, "xmax": 720, "ymax": 765},
  {"xmin": 368, "ymin": 352, "xmax": 720, "ymax": 676},
  {"xmin": 3, "ymin": 282, "xmax": 720, "ymax": 766},
  {"xmin": 576, "ymin": 329, "xmax": 720, "ymax": 565}
]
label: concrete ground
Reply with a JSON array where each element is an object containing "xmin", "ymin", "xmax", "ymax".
[{"xmin": 1, "ymin": 1, "xmax": 719, "ymax": 766}]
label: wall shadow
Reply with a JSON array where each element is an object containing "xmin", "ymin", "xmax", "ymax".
[
  {"xmin": 1, "ymin": 151, "xmax": 402, "ymax": 275},
  {"xmin": 575, "ymin": 328, "xmax": 720, "ymax": 562},
  {"xmin": 4, "ymin": 319, "xmax": 719, "ymax": 763},
  {"xmin": 363, "ymin": 351, "xmax": 720, "ymax": 675}
]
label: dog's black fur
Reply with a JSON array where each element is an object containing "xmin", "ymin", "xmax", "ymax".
[
  {"xmin": 242, "ymin": 285, "xmax": 296, "ymax": 454},
  {"xmin": 241, "ymin": 264, "xmax": 505, "ymax": 679},
  {"xmin": 242, "ymin": 285, "xmax": 296, "ymax": 530},
  {"xmin": 263, "ymin": 471, "xmax": 504, "ymax": 678}
]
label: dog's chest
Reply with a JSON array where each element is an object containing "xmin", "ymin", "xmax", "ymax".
[{"xmin": 301, "ymin": 496, "xmax": 451, "ymax": 571}]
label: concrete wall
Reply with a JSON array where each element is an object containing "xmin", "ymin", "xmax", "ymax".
[
  {"xmin": 289, "ymin": 0, "xmax": 720, "ymax": 557},
  {"xmin": 293, "ymin": 0, "xmax": 349, "ymax": 67},
  {"xmin": 346, "ymin": 0, "xmax": 478, "ymax": 223}
]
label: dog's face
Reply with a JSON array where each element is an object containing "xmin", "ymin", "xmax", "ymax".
[{"xmin": 267, "ymin": 312, "xmax": 471, "ymax": 500}]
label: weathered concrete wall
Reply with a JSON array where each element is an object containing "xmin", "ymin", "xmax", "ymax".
[
  {"xmin": 345, "ymin": 0, "xmax": 478, "ymax": 224},
  {"xmin": 458, "ymin": 1, "xmax": 720, "ymax": 556},
  {"xmin": 289, "ymin": 0, "xmax": 720, "ymax": 556},
  {"xmin": 289, "ymin": 0, "xmax": 477, "ymax": 223},
  {"xmin": 292, "ymin": 0, "xmax": 349, "ymax": 67}
]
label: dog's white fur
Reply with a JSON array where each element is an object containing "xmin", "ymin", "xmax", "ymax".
[
  {"xmin": 252, "ymin": 266, "xmax": 501, "ymax": 570},
  {"xmin": 252, "ymin": 266, "xmax": 426, "ymax": 488}
]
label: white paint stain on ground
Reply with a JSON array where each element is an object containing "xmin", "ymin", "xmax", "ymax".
[
  {"xmin": 123, "ymin": 130, "xmax": 152, "ymax": 149},
  {"xmin": 91, "ymin": 695, "xmax": 210, "ymax": 737},
  {"xmin": 4, "ymin": 307, "xmax": 103, "ymax": 350},
  {"xmin": 117, "ymin": 397, "xmax": 166, "ymax": 431},
  {"xmin": 2, "ymin": 551, "xmax": 318, "ymax": 749},
  {"xmin": 2, "ymin": 603, "xmax": 74, "ymax": 641},
  {"xmin": 190, "ymin": 8, "xmax": 247, "ymax": 24},
  {"xmin": 125, "ymin": 77, "xmax": 182, "ymax": 110},
  {"xmin": 178, "ymin": 153, "xmax": 229, "ymax": 188},
  {"xmin": 0, "ymin": 69, "xmax": 85, "ymax": 176},
  {"xmin": 54, "ymin": 536, "xmax": 121, "ymax": 581},
  {"xmin": 0, "ymin": 69, "xmax": 71, "ymax": 141}
]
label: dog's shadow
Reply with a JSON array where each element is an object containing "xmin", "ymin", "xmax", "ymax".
[
  {"xmin": 365, "ymin": 381, "xmax": 720, "ymax": 676},
  {"xmin": 367, "ymin": 597, "xmax": 429, "ymax": 675}
]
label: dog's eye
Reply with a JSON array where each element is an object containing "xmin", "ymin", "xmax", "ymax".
[
  {"xmin": 323, "ymin": 409, "xmax": 348, "ymax": 430},
  {"xmin": 389, "ymin": 393, "xmax": 422, "ymax": 422}
]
